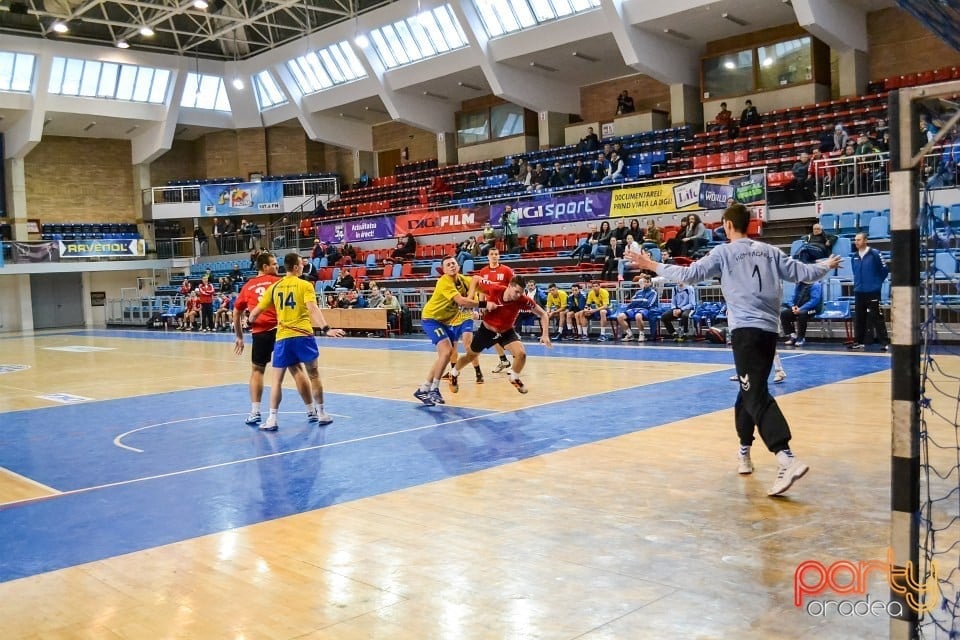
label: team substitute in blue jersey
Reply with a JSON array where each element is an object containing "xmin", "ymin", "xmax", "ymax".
[{"xmin": 627, "ymin": 203, "xmax": 841, "ymax": 496}]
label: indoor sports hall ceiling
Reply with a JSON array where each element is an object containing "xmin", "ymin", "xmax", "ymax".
[{"xmin": 0, "ymin": 0, "xmax": 395, "ymax": 60}]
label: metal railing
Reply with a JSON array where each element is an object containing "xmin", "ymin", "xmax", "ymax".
[
  {"xmin": 813, "ymin": 152, "xmax": 890, "ymax": 199},
  {"xmin": 144, "ymin": 176, "xmax": 339, "ymax": 206}
]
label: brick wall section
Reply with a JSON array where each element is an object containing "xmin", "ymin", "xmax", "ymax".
[
  {"xmin": 867, "ymin": 7, "xmax": 960, "ymax": 81},
  {"xmin": 325, "ymin": 146, "xmax": 355, "ymax": 185},
  {"xmin": 24, "ymin": 136, "xmax": 135, "ymax": 222},
  {"xmin": 266, "ymin": 125, "xmax": 307, "ymax": 176},
  {"xmin": 150, "ymin": 139, "xmax": 200, "ymax": 185},
  {"xmin": 373, "ymin": 121, "xmax": 437, "ymax": 165},
  {"xmin": 306, "ymin": 139, "xmax": 327, "ymax": 174},
  {"xmin": 579, "ymin": 74, "xmax": 671, "ymax": 126},
  {"xmin": 237, "ymin": 128, "xmax": 267, "ymax": 179}
]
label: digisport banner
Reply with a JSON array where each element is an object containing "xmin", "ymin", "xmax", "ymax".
[
  {"xmin": 610, "ymin": 174, "xmax": 766, "ymax": 217},
  {"xmin": 58, "ymin": 238, "xmax": 146, "ymax": 259},
  {"xmin": 394, "ymin": 207, "xmax": 490, "ymax": 238},
  {"xmin": 200, "ymin": 181, "xmax": 283, "ymax": 216},
  {"xmin": 489, "ymin": 191, "xmax": 612, "ymax": 228},
  {"xmin": 317, "ymin": 215, "xmax": 396, "ymax": 244}
]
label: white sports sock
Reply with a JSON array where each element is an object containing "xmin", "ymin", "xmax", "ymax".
[
  {"xmin": 251, "ymin": 402, "xmax": 261, "ymax": 414},
  {"xmin": 776, "ymin": 449, "xmax": 794, "ymax": 466}
]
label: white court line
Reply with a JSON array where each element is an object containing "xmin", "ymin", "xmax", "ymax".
[{"xmin": 113, "ymin": 411, "xmax": 351, "ymax": 453}]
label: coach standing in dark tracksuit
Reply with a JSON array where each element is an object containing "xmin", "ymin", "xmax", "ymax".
[{"xmin": 849, "ymin": 231, "xmax": 889, "ymax": 351}]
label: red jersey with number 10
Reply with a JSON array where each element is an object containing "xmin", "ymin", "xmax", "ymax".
[
  {"xmin": 234, "ymin": 274, "xmax": 280, "ymax": 333},
  {"xmin": 480, "ymin": 282, "xmax": 535, "ymax": 333},
  {"xmin": 476, "ymin": 263, "xmax": 515, "ymax": 286}
]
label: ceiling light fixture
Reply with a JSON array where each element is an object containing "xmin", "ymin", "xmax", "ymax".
[
  {"xmin": 83, "ymin": 122, "xmax": 96, "ymax": 132},
  {"xmin": 662, "ymin": 28, "xmax": 691, "ymax": 41},
  {"xmin": 422, "ymin": 90, "xmax": 449, "ymax": 100},
  {"xmin": 354, "ymin": 33, "xmax": 369, "ymax": 48},
  {"xmin": 723, "ymin": 60, "xmax": 736, "ymax": 70},
  {"xmin": 52, "ymin": 21, "xmax": 68, "ymax": 33},
  {"xmin": 458, "ymin": 81, "xmax": 483, "ymax": 91},
  {"xmin": 721, "ymin": 13, "xmax": 749, "ymax": 26},
  {"xmin": 529, "ymin": 61, "xmax": 557, "ymax": 73},
  {"xmin": 43, "ymin": 117, "xmax": 53, "ymax": 127},
  {"xmin": 140, "ymin": 26, "xmax": 155, "ymax": 37},
  {"xmin": 232, "ymin": 77, "xmax": 244, "ymax": 90},
  {"xmin": 571, "ymin": 51, "xmax": 599, "ymax": 63},
  {"xmin": 116, "ymin": 40, "xmax": 130, "ymax": 49},
  {"xmin": 125, "ymin": 125, "xmax": 139, "ymax": 135},
  {"xmin": 339, "ymin": 112, "xmax": 364, "ymax": 121},
  {"xmin": 364, "ymin": 106, "xmax": 389, "ymax": 114},
  {"xmin": 193, "ymin": 0, "xmax": 209, "ymax": 9}
]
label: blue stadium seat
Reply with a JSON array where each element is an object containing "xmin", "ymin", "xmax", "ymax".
[
  {"xmin": 819, "ymin": 213, "xmax": 838, "ymax": 231},
  {"xmin": 867, "ymin": 216, "xmax": 890, "ymax": 240}
]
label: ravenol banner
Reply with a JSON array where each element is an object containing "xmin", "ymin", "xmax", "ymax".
[
  {"xmin": 610, "ymin": 174, "xmax": 766, "ymax": 217},
  {"xmin": 58, "ymin": 238, "xmax": 146, "ymax": 259},
  {"xmin": 490, "ymin": 191, "xmax": 612, "ymax": 228},
  {"xmin": 200, "ymin": 181, "xmax": 283, "ymax": 216},
  {"xmin": 317, "ymin": 216, "xmax": 397, "ymax": 244}
]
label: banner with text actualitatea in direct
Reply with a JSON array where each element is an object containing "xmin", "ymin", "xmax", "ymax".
[{"xmin": 610, "ymin": 174, "xmax": 766, "ymax": 218}]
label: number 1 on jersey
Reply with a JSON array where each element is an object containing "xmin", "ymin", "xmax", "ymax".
[{"xmin": 277, "ymin": 290, "xmax": 296, "ymax": 309}]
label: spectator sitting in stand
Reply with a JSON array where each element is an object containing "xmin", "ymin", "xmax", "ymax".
[
  {"xmin": 391, "ymin": 233, "xmax": 417, "ymax": 259},
  {"xmin": 311, "ymin": 239, "xmax": 325, "ymax": 261},
  {"xmin": 616, "ymin": 90, "xmax": 636, "ymax": 115},
  {"xmin": 300, "ymin": 257, "xmax": 318, "ymax": 282},
  {"xmin": 663, "ymin": 218, "xmax": 689, "ymax": 258},
  {"xmin": 528, "ymin": 163, "xmax": 549, "ymax": 192},
  {"xmin": 366, "ymin": 281, "xmax": 384, "ymax": 308},
  {"xmin": 548, "ymin": 161, "xmax": 569, "ymax": 189},
  {"xmin": 570, "ymin": 223, "xmax": 599, "ymax": 263},
  {"xmin": 793, "ymin": 223, "xmax": 837, "ymax": 262},
  {"xmin": 787, "ymin": 151, "xmax": 814, "ymax": 203},
  {"xmin": 571, "ymin": 159, "xmax": 592, "ymax": 185},
  {"xmin": 644, "ymin": 218, "xmax": 662, "ymax": 246},
  {"xmin": 740, "ymin": 99, "xmax": 761, "ymax": 127},
  {"xmin": 578, "ymin": 127, "xmax": 600, "ymax": 153},
  {"xmin": 456, "ymin": 236, "xmax": 480, "ymax": 268},
  {"xmin": 590, "ymin": 152, "xmax": 607, "ymax": 183},
  {"xmin": 832, "ymin": 123, "xmax": 850, "ymax": 152},
  {"xmin": 357, "ymin": 170, "xmax": 370, "ymax": 188},
  {"xmin": 480, "ymin": 222, "xmax": 497, "ymax": 256},
  {"xmin": 334, "ymin": 269, "xmax": 355, "ymax": 291},
  {"xmin": 679, "ymin": 214, "xmax": 707, "ymax": 257},
  {"xmin": 713, "ymin": 102, "xmax": 733, "ymax": 132},
  {"xmin": 600, "ymin": 152, "xmax": 624, "ymax": 184},
  {"xmin": 780, "ymin": 280, "xmax": 823, "ymax": 348}
]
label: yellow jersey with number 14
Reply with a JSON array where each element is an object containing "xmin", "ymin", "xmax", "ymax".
[
  {"xmin": 257, "ymin": 275, "xmax": 317, "ymax": 341},
  {"xmin": 422, "ymin": 274, "xmax": 473, "ymax": 325}
]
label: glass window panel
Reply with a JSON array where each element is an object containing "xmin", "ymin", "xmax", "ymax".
[
  {"xmin": 569, "ymin": 0, "xmax": 594, "ymax": 10},
  {"xmin": 530, "ymin": 0, "xmax": 557, "ymax": 21},
  {"xmin": 551, "ymin": 0, "xmax": 575, "ymax": 17},
  {"xmin": 48, "ymin": 57, "xmax": 66, "ymax": 92},
  {"xmin": 255, "ymin": 71, "xmax": 284, "ymax": 107},
  {"xmin": 116, "ymin": 65, "xmax": 138, "ymax": 101},
  {"xmin": 287, "ymin": 60, "xmax": 312, "ymax": 94},
  {"xmin": 12, "ymin": 54, "xmax": 34, "ymax": 92},
  {"xmin": 78, "ymin": 60, "xmax": 101, "ymax": 96},
  {"xmin": 491, "ymin": 103, "xmax": 525, "ymax": 138},
  {"xmin": 407, "ymin": 16, "xmax": 437, "ymax": 56},
  {"xmin": 394, "ymin": 21, "xmax": 424, "ymax": 60},
  {"xmin": 318, "ymin": 49, "xmax": 345, "ymax": 84},
  {"xmin": 131, "ymin": 67, "xmax": 153, "ymax": 102},
  {"xmin": 341, "ymin": 43, "xmax": 366, "ymax": 79},
  {"xmin": 327, "ymin": 44, "xmax": 353, "ymax": 80},
  {"xmin": 382, "ymin": 26, "xmax": 410, "ymax": 64},
  {"xmin": 457, "ymin": 111, "xmax": 490, "ymax": 146},
  {"xmin": 757, "ymin": 37, "xmax": 811, "ymax": 91},
  {"xmin": 61, "ymin": 58, "xmax": 84, "ymax": 95},
  {"xmin": 369, "ymin": 31, "xmax": 395, "ymax": 68},
  {"xmin": 197, "ymin": 74, "xmax": 220, "ymax": 108},
  {"xmin": 493, "ymin": 0, "xmax": 521, "ymax": 32},
  {"xmin": 419, "ymin": 15, "xmax": 448, "ymax": 53},
  {"xmin": 433, "ymin": 7, "xmax": 466, "ymax": 49},
  {"xmin": 510, "ymin": 0, "xmax": 537, "ymax": 27},
  {"xmin": 475, "ymin": 2, "xmax": 504, "ymax": 36},
  {"xmin": 304, "ymin": 52, "xmax": 333, "ymax": 88},
  {"xmin": 97, "ymin": 63, "xmax": 118, "ymax": 97},
  {"xmin": 181, "ymin": 73, "xmax": 200, "ymax": 106},
  {"xmin": 214, "ymin": 82, "xmax": 230, "ymax": 111},
  {"xmin": 148, "ymin": 68, "xmax": 169, "ymax": 103},
  {"xmin": 0, "ymin": 53, "xmax": 14, "ymax": 91},
  {"xmin": 702, "ymin": 49, "xmax": 754, "ymax": 99}
]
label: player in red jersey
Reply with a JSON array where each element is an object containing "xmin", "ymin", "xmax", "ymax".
[
  {"xmin": 448, "ymin": 275, "xmax": 551, "ymax": 394},
  {"xmin": 474, "ymin": 247, "xmax": 515, "ymax": 375},
  {"xmin": 196, "ymin": 274, "xmax": 216, "ymax": 332},
  {"xmin": 233, "ymin": 251, "xmax": 287, "ymax": 426}
]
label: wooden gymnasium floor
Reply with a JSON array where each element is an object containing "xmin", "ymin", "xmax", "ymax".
[{"xmin": 0, "ymin": 328, "xmax": 908, "ymax": 638}]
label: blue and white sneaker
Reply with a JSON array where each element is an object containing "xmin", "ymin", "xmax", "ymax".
[
  {"xmin": 316, "ymin": 412, "xmax": 333, "ymax": 426},
  {"xmin": 245, "ymin": 412, "xmax": 261, "ymax": 426},
  {"xmin": 307, "ymin": 410, "xmax": 319, "ymax": 423},
  {"xmin": 428, "ymin": 389, "xmax": 445, "ymax": 405},
  {"xmin": 260, "ymin": 416, "xmax": 278, "ymax": 432},
  {"xmin": 414, "ymin": 388, "xmax": 435, "ymax": 406}
]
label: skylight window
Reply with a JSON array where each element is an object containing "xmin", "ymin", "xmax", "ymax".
[
  {"xmin": 475, "ymin": 0, "xmax": 599, "ymax": 38},
  {"xmin": 368, "ymin": 4, "xmax": 468, "ymax": 70},
  {"xmin": 181, "ymin": 72, "xmax": 231, "ymax": 111},
  {"xmin": 253, "ymin": 70, "xmax": 287, "ymax": 110},
  {"xmin": 48, "ymin": 56, "xmax": 169, "ymax": 103},
  {"xmin": 0, "ymin": 52, "xmax": 35, "ymax": 93},
  {"xmin": 286, "ymin": 41, "xmax": 366, "ymax": 96}
]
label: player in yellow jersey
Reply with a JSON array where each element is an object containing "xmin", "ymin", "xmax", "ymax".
[
  {"xmin": 248, "ymin": 252, "xmax": 345, "ymax": 431},
  {"xmin": 414, "ymin": 256, "xmax": 481, "ymax": 406}
]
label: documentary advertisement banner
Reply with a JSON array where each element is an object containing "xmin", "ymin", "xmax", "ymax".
[
  {"xmin": 11, "ymin": 241, "xmax": 58, "ymax": 263},
  {"xmin": 490, "ymin": 192, "xmax": 612, "ymax": 228},
  {"xmin": 200, "ymin": 181, "xmax": 283, "ymax": 216},
  {"xmin": 58, "ymin": 238, "xmax": 146, "ymax": 259},
  {"xmin": 316, "ymin": 216, "xmax": 396, "ymax": 244},
  {"xmin": 610, "ymin": 174, "xmax": 766, "ymax": 217},
  {"xmin": 394, "ymin": 207, "xmax": 489, "ymax": 237}
]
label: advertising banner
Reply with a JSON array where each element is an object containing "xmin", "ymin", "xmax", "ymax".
[
  {"xmin": 58, "ymin": 238, "xmax": 146, "ymax": 259},
  {"xmin": 490, "ymin": 192, "xmax": 612, "ymax": 228},
  {"xmin": 200, "ymin": 181, "xmax": 283, "ymax": 216},
  {"xmin": 317, "ymin": 216, "xmax": 396, "ymax": 244},
  {"xmin": 394, "ymin": 207, "xmax": 489, "ymax": 237},
  {"xmin": 11, "ymin": 241, "xmax": 58, "ymax": 263},
  {"xmin": 611, "ymin": 174, "xmax": 766, "ymax": 217}
]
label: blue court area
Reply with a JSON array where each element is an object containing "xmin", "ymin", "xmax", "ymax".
[{"xmin": 0, "ymin": 333, "xmax": 890, "ymax": 583}]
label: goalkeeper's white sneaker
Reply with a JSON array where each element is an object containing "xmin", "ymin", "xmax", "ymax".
[
  {"xmin": 316, "ymin": 411, "xmax": 333, "ymax": 426},
  {"xmin": 737, "ymin": 451, "xmax": 754, "ymax": 475},
  {"xmin": 260, "ymin": 416, "xmax": 279, "ymax": 432},
  {"xmin": 774, "ymin": 370, "xmax": 787, "ymax": 384},
  {"xmin": 244, "ymin": 412, "xmax": 261, "ymax": 426},
  {"xmin": 768, "ymin": 457, "xmax": 809, "ymax": 496}
]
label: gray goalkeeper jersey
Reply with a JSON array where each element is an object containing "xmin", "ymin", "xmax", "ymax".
[{"xmin": 656, "ymin": 238, "xmax": 833, "ymax": 333}]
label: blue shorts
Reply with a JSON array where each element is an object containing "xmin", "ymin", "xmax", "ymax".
[
  {"xmin": 422, "ymin": 318, "xmax": 471, "ymax": 345},
  {"xmin": 621, "ymin": 308, "xmax": 657, "ymax": 321},
  {"xmin": 272, "ymin": 336, "xmax": 319, "ymax": 368}
]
